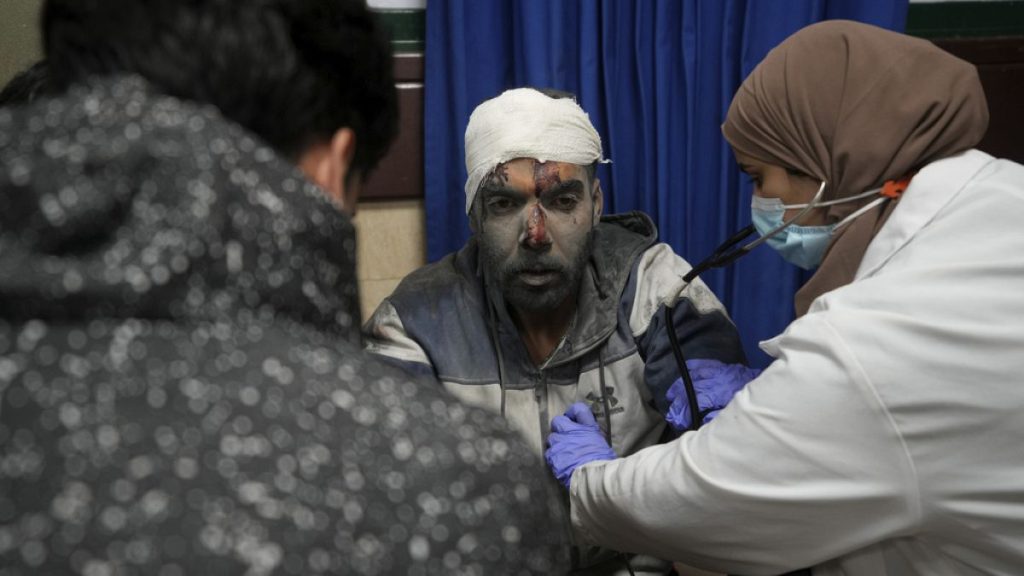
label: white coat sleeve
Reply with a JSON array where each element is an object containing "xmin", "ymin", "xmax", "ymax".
[{"xmin": 569, "ymin": 312, "xmax": 921, "ymax": 575}]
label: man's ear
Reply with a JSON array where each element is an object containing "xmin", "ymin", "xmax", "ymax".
[
  {"xmin": 298, "ymin": 127, "xmax": 357, "ymax": 214},
  {"xmin": 591, "ymin": 179, "xmax": 604, "ymax": 225}
]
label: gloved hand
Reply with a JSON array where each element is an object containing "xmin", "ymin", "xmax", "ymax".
[
  {"xmin": 545, "ymin": 402, "xmax": 617, "ymax": 489},
  {"xmin": 666, "ymin": 359, "xmax": 761, "ymax": 431}
]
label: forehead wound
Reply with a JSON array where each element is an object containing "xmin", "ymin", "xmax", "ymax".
[{"xmin": 532, "ymin": 162, "xmax": 562, "ymax": 195}]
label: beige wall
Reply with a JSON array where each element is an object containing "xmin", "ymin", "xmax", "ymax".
[
  {"xmin": 353, "ymin": 199, "xmax": 427, "ymax": 322},
  {"xmin": 0, "ymin": 0, "xmax": 43, "ymax": 84}
]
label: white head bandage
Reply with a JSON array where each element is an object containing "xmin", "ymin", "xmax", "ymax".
[{"xmin": 463, "ymin": 88, "xmax": 608, "ymax": 214}]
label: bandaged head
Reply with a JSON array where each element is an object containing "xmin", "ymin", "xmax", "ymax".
[{"xmin": 463, "ymin": 88, "xmax": 608, "ymax": 214}]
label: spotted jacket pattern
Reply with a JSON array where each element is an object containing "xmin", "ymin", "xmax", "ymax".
[{"xmin": 0, "ymin": 76, "xmax": 569, "ymax": 576}]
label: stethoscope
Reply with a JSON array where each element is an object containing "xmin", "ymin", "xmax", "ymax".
[{"xmin": 663, "ymin": 181, "xmax": 827, "ymax": 432}]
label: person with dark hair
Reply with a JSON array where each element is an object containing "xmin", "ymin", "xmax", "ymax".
[
  {"xmin": 550, "ymin": 20, "xmax": 1024, "ymax": 576},
  {"xmin": 363, "ymin": 86, "xmax": 749, "ymax": 574},
  {"xmin": 0, "ymin": 60, "xmax": 51, "ymax": 107},
  {"xmin": 0, "ymin": 1, "xmax": 569, "ymax": 574}
]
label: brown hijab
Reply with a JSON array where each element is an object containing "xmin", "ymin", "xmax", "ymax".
[{"xmin": 722, "ymin": 20, "xmax": 988, "ymax": 316}]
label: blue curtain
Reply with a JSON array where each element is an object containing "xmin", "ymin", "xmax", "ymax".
[{"xmin": 424, "ymin": 1, "xmax": 907, "ymax": 366}]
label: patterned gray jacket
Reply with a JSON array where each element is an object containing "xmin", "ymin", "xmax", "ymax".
[
  {"xmin": 364, "ymin": 212, "xmax": 746, "ymax": 458},
  {"xmin": 0, "ymin": 76, "xmax": 569, "ymax": 575}
]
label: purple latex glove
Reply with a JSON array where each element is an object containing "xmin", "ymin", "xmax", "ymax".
[
  {"xmin": 666, "ymin": 359, "xmax": 761, "ymax": 431},
  {"xmin": 545, "ymin": 402, "xmax": 617, "ymax": 489}
]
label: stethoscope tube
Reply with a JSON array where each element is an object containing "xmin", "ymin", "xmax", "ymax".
[
  {"xmin": 670, "ymin": 182, "xmax": 830, "ymax": 431},
  {"xmin": 665, "ymin": 303, "xmax": 703, "ymax": 432}
]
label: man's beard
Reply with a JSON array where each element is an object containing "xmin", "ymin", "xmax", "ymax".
[{"xmin": 479, "ymin": 231, "xmax": 594, "ymax": 314}]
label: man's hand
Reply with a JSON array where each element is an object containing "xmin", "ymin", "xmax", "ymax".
[
  {"xmin": 545, "ymin": 402, "xmax": 617, "ymax": 489},
  {"xmin": 666, "ymin": 359, "xmax": 761, "ymax": 431}
]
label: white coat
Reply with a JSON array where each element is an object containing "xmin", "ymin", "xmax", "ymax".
[{"xmin": 569, "ymin": 150, "xmax": 1024, "ymax": 575}]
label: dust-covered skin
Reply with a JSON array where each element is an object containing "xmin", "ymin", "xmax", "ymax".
[{"xmin": 475, "ymin": 158, "xmax": 600, "ymax": 314}]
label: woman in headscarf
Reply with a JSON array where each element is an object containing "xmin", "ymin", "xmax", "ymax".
[{"xmin": 544, "ymin": 20, "xmax": 1024, "ymax": 575}]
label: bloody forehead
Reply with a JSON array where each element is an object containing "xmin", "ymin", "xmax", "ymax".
[
  {"xmin": 532, "ymin": 162, "xmax": 563, "ymax": 198},
  {"xmin": 480, "ymin": 159, "xmax": 583, "ymax": 200},
  {"xmin": 485, "ymin": 163, "xmax": 509, "ymax": 187}
]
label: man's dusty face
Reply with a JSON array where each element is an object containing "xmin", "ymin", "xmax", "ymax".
[{"xmin": 475, "ymin": 158, "xmax": 600, "ymax": 313}]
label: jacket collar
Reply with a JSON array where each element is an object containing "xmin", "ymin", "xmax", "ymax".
[{"xmin": 856, "ymin": 149, "xmax": 994, "ymax": 280}]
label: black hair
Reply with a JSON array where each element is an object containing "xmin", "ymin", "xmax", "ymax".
[
  {"xmin": 42, "ymin": 0, "xmax": 398, "ymax": 175},
  {"xmin": 532, "ymin": 87, "xmax": 578, "ymax": 102},
  {"xmin": 0, "ymin": 61, "xmax": 51, "ymax": 107}
]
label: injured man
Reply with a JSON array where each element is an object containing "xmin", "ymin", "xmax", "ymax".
[{"xmin": 364, "ymin": 87, "xmax": 748, "ymax": 574}]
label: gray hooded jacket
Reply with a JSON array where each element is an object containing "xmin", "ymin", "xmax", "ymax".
[
  {"xmin": 365, "ymin": 212, "xmax": 746, "ymax": 573},
  {"xmin": 365, "ymin": 212, "xmax": 746, "ymax": 456}
]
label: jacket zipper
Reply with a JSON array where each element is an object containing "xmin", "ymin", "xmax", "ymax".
[{"xmin": 536, "ymin": 370, "xmax": 550, "ymax": 451}]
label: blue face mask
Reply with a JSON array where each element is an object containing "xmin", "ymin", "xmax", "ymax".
[
  {"xmin": 750, "ymin": 184, "xmax": 887, "ymax": 270},
  {"xmin": 751, "ymin": 196, "xmax": 834, "ymax": 270}
]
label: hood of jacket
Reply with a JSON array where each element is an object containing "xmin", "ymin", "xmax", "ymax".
[{"xmin": 0, "ymin": 76, "xmax": 360, "ymax": 341}]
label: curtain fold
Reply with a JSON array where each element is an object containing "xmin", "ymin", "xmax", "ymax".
[{"xmin": 424, "ymin": 0, "xmax": 908, "ymax": 365}]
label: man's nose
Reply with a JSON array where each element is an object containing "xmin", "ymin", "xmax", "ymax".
[{"xmin": 519, "ymin": 203, "xmax": 551, "ymax": 250}]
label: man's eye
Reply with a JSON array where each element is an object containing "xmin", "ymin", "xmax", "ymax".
[
  {"xmin": 487, "ymin": 198, "xmax": 515, "ymax": 212},
  {"xmin": 746, "ymin": 175, "xmax": 761, "ymax": 188},
  {"xmin": 551, "ymin": 196, "xmax": 579, "ymax": 211}
]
